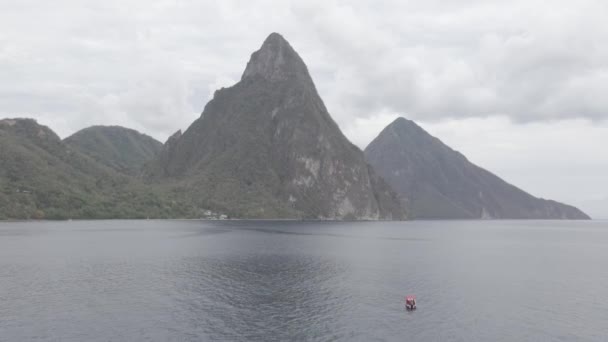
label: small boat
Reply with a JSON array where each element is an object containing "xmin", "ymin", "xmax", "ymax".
[{"xmin": 405, "ymin": 295, "xmax": 416, "ymax": 310}]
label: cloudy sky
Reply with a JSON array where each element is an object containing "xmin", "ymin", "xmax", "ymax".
[{"xmin": 1, "ymin": 0, "xmax": 607, "ymax": 217}]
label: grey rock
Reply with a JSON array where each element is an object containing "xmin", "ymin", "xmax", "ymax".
[
  {"xmin": 147, "ymin": 33, "xmax": 406, "ymax": 220},
  {"xmin": 365, "ymin": 117, "xmax": 590, "ymax": 219}
]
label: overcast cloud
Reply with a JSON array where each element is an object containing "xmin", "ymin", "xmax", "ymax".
[{"xmin": 1, "ymin": 0, "xmax": 607, "ymax": 217}]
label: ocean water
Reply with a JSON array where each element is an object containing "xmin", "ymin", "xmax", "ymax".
[{"xmin": 0, "ymin": 220, "xmax": 607, "ymax": 341}]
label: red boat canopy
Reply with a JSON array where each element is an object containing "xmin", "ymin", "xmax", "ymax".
[{"xmin": 405, "ymin": 295, "xmax": 416, "ymax": 301}]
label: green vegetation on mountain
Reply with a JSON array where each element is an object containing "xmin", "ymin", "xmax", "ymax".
[
  {"xmin": 0, "ymin": 34, "xmax": 405, "ymax": 220},
  {"xmin": 64, "ymin": 125, "xmax": 162, "ymax": 175},
  {"xmin": 0, "ymin": 118, "xmax": 203, "ymax": 220}
]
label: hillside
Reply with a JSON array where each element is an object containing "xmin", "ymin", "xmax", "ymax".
[
  {"xmin": 145, "ymin": 33, "xmax": 405, "ymax": 220},
  {"xmin": 64, "ymin": 126, "xmax": 162, "ymax": 175},
  {"xmin": 0, "ymin": 118, "xmax": 195, "ymax": 219},
  {"xmin": 365, "ymin": 117, "xmax": 590, "ymax": 219}
]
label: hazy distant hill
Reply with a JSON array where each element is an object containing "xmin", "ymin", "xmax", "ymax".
[
  {"xmin": 146, "ymin": 33, "xmax": 405, "ymax": 220},
  {"xmin": 0, "ymin": 118, "xmax": 194, "ymax": 219},
  {"xmin": 365, "ymin": 117, "xmax": 590, "ymax": 219},
  {"xmin": 65, "ymin": 125, "xmax": 162, "ymax": 175}
]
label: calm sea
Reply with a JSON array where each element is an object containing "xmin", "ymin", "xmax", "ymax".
[{"xmin": 1, "ymin": 220, "xmax": 607, "ymax": 341}]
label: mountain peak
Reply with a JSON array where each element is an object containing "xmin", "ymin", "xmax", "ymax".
[
  {"xmin": 365, "ymin": 118, "xmax": 590, "ymax": 220},
  {"xmin": 148, "ymin": 33, "xmax": 405, "ymax": 220},
  {"xmin": 391, "ymin": 116, "xmax": 412, "ymax": 125},
  {"xmin": 64, "ymin": 125, "xmax": 162, "ymax": 175},
  {"xmin": 381, "ymin": 117, "xmax": 430, "ymax": 143},
  {"xmin": 241, "ymin": 33, "xmax": 310, "ymax": 82},
  {"xmin": 0, "ymin": 117, "xmax": 61, "ymax": 143},
  {"xmin": 388, "ymin": 117, "xmax": 422, "ymax": 131},
  {"xmin": 264, "ymin": 32, "xmax": 289, "ymax": 45}
]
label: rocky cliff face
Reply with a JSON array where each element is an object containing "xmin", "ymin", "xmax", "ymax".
[
  {"xmin": 365, "ymin": 117, "xmax": 590, "ymax": 220},
  {"xmin": 147, "ymin": 33, "xmax": 405, "ymax": 219}
]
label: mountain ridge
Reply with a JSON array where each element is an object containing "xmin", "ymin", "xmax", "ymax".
[
  {"xmin": 0, "ymin": 33, "xmax": 590, "ymax": 221},
  {"xmin": 364, "ymin": 117, "xmax": 590, "ymax": 219},
  {"xmin": 65, "ymin": 125, "xmax": 162, "ymax": 175},
  {"xmin": 0, "ymin": 118, "xmax": 204, "ymax": 220},
  {"xmin": 145, "ymin": 33, "xmax": 406, "ymax": 220}
]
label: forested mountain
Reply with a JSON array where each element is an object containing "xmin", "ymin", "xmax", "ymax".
[
  {"xmin": 0, "ymin": 118, "xmax": 196, "ymax": 219},
  {"xmin": 65, "ymin": 126, "xmax": 162, "ymax": 175}
]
